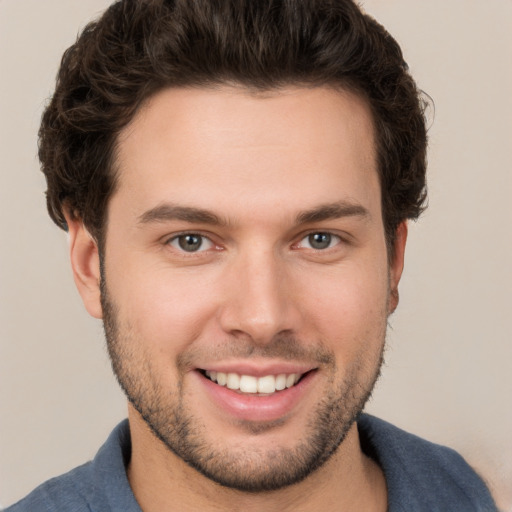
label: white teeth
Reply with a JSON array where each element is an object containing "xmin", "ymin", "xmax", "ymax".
[
  {"xmin": 285, "ymin": 374, "xmax": 296, "ymax": 388},
  {"xmin": 205, "ymin": 371, "xmax": 303, "ymax": 394},
  {"xmin": 216, "ymin": 372, "xmax": 227, "ymax": 386},
  {"xmin": 275, "ymin": 374, "xmax": 287, "ymax": 391},
  {"xmin": 257, "ymin": 375, "xmax": 275, "ymax": 394},
  {"xmin": 226, "ymin": 373, "xmax": 240, "ymax": 390},
  {"xmin": 240, "ymin": 375, "xmax": 258, "ymax": 393}
]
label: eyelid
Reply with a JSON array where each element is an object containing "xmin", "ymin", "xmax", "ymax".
[
  {"xmin": 298, "ymin": 232, "xmax": 340, "ymax": 249},
  {"xmin": 165, "ymin": 231, "xmax": 220, "ymax": 254},
  {"xmin": 292, "ymin": 229, "xmax": 351, "ymax": 250}
]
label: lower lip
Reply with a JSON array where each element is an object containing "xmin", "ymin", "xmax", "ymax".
[{"xmin": 195, "ymin": 371, "xmax": 316, "ymax": 423}]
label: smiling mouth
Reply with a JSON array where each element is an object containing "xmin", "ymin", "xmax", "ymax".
[{"xmin": 201, "ymin": 370, "xmax": 308, "ymax": 395}]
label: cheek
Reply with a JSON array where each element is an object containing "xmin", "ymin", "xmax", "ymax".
[
  {"xmin": 295, "ymin": 259, "xmax": 389, "ymax": 348},
  {"xmin": 113, "ymin": 266, "xmax": 221, "ymax": 349}
]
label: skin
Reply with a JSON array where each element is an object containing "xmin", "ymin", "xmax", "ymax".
[{"xmin": 65, "ymin": 86, "xmax": 407, "ymax": 511}]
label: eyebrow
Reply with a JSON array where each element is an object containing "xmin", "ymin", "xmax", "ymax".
[
  {"xmin": 295, "ymin": 201, "xmax": 371, "ymax": 224},
  {"xmin": 138, "ymin": 204, "xmax": 227, "ymax": 226},
  {"xmin": 137, "ymin": 200, "xmax": 370, "ymax": 228}
]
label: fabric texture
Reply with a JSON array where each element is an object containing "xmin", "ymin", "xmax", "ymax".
[
  {"xmin": 357, "ymin": 415, "xmax": 497, "ymax": 512},
  {"xmin": 5, "ymin": 414, "xmax": 497, "ymax": 511}
]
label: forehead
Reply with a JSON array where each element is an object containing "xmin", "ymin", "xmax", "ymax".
[{"xmin": 113, "ymin": 85, "xmax": 379, "ymax": 222}]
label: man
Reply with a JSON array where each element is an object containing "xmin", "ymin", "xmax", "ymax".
[{"xmin": 6, "ymin": 1, "xmax": 497, "ymax": 511}]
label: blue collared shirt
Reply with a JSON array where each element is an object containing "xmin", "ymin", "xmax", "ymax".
[{"xmin": 5, "ymin": 415, "xmax": 497, "ymax": 511}]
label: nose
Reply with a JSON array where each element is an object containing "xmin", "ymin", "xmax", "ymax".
[{"xmin": 217, "ymin": 247, "xmax": 300, "ymax": 345}]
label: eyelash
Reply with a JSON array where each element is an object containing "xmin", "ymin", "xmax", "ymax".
[
  {"xmin": 165, "ymin": 231, "xmax": 344, "ymax": 255},
  {"xmin": 166, "ymin": 233, "xmax": 217, "ymax": 254},
  {"xmin": 295, "ymin": 232, "xmax": 342, "ymax": 251}
]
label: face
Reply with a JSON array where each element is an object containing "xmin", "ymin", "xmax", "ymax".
[{"xmin": 72, "ymin": 86, "xmax": 405, "ymax": 492}]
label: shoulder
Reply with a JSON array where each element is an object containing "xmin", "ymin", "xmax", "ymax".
[
  {"xmin": 3, "ymin": 463, "xmax": 94, "ymax": 512},
  {"xmin": 358, "ymin": 414, "xmax": 497, "ymax": 512},
  {"xmin": 4, "ymin": 420, "xmax": 139, "ymax": 512}
]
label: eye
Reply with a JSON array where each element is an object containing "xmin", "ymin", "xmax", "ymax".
[
  {"xmin": 297, "ymin": 232, "xmax": 341, "ymax": 250},
  {"xmin": 168, "ymin": 233, "xmax": 214, "ymax": 253}
]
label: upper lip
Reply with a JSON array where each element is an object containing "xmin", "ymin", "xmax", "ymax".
[{"xmin": 196, "ymin": 361, "xmax": 316, "ymax": 377}]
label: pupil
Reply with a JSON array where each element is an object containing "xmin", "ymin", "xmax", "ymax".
[
  {"xmin": 309, "ymin": 233, "xmax": 331, "ymax": 249},
  {"xmin": 179, "ymin": 235, "xmax": 202, "ymax": 252}
]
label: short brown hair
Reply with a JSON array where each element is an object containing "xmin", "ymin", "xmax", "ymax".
[{"xmin": 39, "ymin": 0, "xmax": 428, "ymax": 250}]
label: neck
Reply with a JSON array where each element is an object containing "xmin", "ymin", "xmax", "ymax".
[{"xmin": 127, "ymin": 407, "xmax": 387, "ymax": 512}]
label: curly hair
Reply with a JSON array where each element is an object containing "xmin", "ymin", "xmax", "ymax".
[{"xmin": 39, "ymin": 0, "xmax": 428, "ymax": 252}]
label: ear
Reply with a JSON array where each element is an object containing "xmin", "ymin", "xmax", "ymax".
[
  {"xmin": 388, "ymin": 221, "xmax": 408, "ymax": 314},
  {"xmin": 64, "ymin": 211, "xmax": 103, "ymax": 319}
]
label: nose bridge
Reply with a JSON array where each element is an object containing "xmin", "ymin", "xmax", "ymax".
[{"xmin": 219, "ymin": 244, "xmax": 295, "ymax": 343}]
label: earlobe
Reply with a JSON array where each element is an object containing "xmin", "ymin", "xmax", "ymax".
[
  {"xmin": 64, "ymin": 212, "xmax": 103, "ymax": 319},
  {"xmin": 388, "ymin": 221, "xmax": 408, "ymax": 314}
]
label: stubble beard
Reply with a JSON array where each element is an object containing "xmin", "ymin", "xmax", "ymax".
[{"xmin": 100, "ymin": 279, "xmax": 386, "ymax": 493}]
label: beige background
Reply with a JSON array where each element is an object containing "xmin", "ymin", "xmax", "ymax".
[{"xmin": 1, "ymin": 0, "xmax": 511, "ymax": 509}]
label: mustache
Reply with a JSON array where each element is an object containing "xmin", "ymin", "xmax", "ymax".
[
  {"xmin": 177, "ymin": 333, "xmax": 335, "ymax": 373},
  {"xmin": 99, "ymin": 281, "xmax": 336, "ymax": 372}
]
